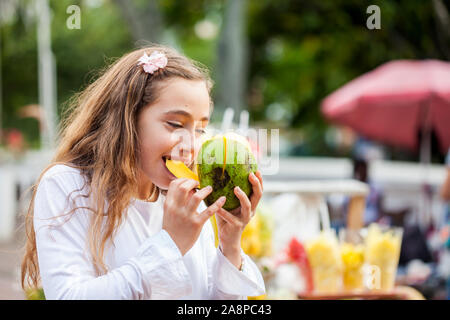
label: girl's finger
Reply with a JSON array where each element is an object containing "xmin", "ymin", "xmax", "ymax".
[
  {"xmin": 248, "ymin": 172, "xmax": 263, "ymax": 212},
  {"xmin": 234, "ymin": 186, "xmax": 252, "ymax": 222},
  {"xmin": 166, "ymin": 178, "xmax": 188, "ymax": 201},
  {"xmin": 177, "ymin": 179, "xmax": 200, "ymax": 204},
  {"xmin": 186, "ymin": 185, "xmax": 213, "ymax": 212},
  {"xmin": 216, "ymin": 207, "xmax": 242, "ymax": 227},
  {"xmin": 198, "ymin": 196, "xmax": 226, "ymax": 224},
  {"xmin": 255, "ymin": 171, "xmax": 264, "ymax": 192},
  {"xmin": 249, "ymin": 172, "xmax": 263, "ymax": 196},
  {"xmin": 164, "ymin": 178, "xmax": 190, "ymax": 215}
]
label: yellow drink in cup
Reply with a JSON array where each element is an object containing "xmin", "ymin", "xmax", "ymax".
[
  {"xmin": 364, "ymin": 224, "xmax": 403, "ymax": 291},
  {"xmin": 306, "ymin": 230, "xmax": 343, "ymax": 294},
  {"xmin": 339, "ymin": 229, "xmax": 365, "ymax": 292},
  {"xmin": 340, "ymin": 242, "xmax": 365, "ymax": 291}
]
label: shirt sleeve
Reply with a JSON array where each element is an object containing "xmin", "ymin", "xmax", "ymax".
[
  {"xmin": 34, "ymin": 169, "xmax": 192, "ymax": 300},
  {"xmin": 202, "ymin": 216, "xmax": 266, "ymax": 299}
]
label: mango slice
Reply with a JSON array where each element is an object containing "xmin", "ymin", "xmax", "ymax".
[
  {"xmin": 166, "ymin": 159, "xmax": 199, "ymax": 181},
  {"xmin": 221, "ymin": 135, "xmax": 227, "ymax": 178}
]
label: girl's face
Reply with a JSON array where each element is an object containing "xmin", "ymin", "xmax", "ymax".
[{"xmin": 137, "ymin": 77, "xmax": 211, "ymax": 191}]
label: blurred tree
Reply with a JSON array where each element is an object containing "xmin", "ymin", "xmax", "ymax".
[
  {"xmin": 1, "ymin": 0, "xmax": 132, "ymax": 148},
  {"xmin": 0, "ymin": 0, "xmax": 448, "ymax": 161},
  {"xmin": 215, "ymin": 0, "xmax": 248, "ymax": 115},
  {"xmin": 432, "ymin": 0, "xmax": 450, "ymax": 58},
  {"xmin": 1, "ymin": 0, "xmax": 40, "ymax": 148},
  {"xmin": 246, "ymin": 0, "xmax": 450, "ymax": 158},
  {"xmin": 112, "ymin": 0, "xmax": 164, "ymax": 44}
]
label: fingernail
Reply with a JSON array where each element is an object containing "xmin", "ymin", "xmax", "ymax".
[
  {"xmin": 205, "ymin": 185, "xmax": 212, "ymax": 191},
  {"xmin": 219, "ymin": 196, "xmax": 226, "ymax": 204},
  {"xmin": 235, "ymin": 186, "xmax": 242, "ymax": 193}
]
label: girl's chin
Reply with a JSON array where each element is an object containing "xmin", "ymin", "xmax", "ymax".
[
  {"xmin": 155, "ymin": 182, "xmax": 169, "ymax": 191},
  {"xmin": 141, "ymin": 158, "xmax": 177, "ymax": 192},
  {"xmin": 151, "ymin": 178, "xmax": 171, "ymax": 191},
  {"xmin": 153, "ymin": 174, "xmax": 176, "ymax": 191}
]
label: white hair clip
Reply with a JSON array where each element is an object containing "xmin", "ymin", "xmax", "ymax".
[{"xmin": 137, "ymin": 51, "xmax": 168, "ymax": 74}]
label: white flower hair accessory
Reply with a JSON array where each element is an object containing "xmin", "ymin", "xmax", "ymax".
[{"xmin": 137, "ymin": 51, "xmax": 168, "ymax": 74}]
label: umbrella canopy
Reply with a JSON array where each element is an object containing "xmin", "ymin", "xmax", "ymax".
[{"xmin": 321, "ymin": 60, "xmax": 450, "ymax": 156}]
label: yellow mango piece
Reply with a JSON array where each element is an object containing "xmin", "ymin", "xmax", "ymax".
[
  {"xmin": 166, "ymin": 159, "xmax": 199, "ymax": 181},
  {"xmin": 248, "ymin": 294, "xmax": 267, "ymax": 300},
  {"xmin": 210, "ymin": 214, "xmax": 219, "ymax": 248},
  {"xmin": 221, "ymin": 135, "xmax": 227, "ymax": 178},
  {"xmin": 341, "ymin": 243, "xmax": 364, "ymax": 269}
]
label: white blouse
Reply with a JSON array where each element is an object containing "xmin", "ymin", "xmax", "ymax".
[{"xmin": 34, "ymin": 164, "xmax": 265, "ymax": 300}]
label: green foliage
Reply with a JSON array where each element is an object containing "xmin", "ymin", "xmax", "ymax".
[
  {"xmin": 1, "ymin": 0, "xmax": 132, "ymax": 147},
  {"xmin": 1, "ymin": 0, "xmax": 448, "ymax": 158},
  {"xmin": 247, "ymin": 0, "xmax": 449, "ymax": 156},
  {"xmin": 51, "ymin": 0, "xmax": 132, "ymax": 113}
]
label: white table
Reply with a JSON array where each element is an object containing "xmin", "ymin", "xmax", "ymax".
[{"xmin": 263, "ymin": 179, "xmax": 370, "ymax": 231}]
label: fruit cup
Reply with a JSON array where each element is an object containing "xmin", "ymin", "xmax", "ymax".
[
  {"xmin": 364, "ymin": 224, "xmax": 403, "ymax": 291},
  {"xmin": 305, "ymin": 230, "xmax": 343, "ymax": 294},
  {"xmin": 339, "ymin": 228, "xmax": 365, "ymax": 292}
]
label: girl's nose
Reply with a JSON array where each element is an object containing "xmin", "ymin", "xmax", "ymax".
[{"xmin": 178, "ymin": 130, "xmax": 195, "ymax": 164}]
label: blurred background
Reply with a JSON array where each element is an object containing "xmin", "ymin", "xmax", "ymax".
[{"xmin": 0, "ymin": 0, "xmax": 449, "ymax": 300}]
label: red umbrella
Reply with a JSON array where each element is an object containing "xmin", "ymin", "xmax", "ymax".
[{"xmin": 321, "ymin": 60, "xmax": 450, "ymax": 161}]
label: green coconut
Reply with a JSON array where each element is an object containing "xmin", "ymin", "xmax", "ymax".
[{"xmin": 197, "ymin": 133, "xmax": 258, "ymax": 211}]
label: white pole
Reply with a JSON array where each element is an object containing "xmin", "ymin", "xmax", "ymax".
[
  {"xmin": 36, "ymin": 0, "xmax": 58, "ymax": 150},
  {"xmin": 419, "ymin": 124, "xmax": 432, "ymax": 229},
  {"xmin": 239, "ymin": 110, "xmax": 249, "ymax": 131},
  {"xmin": 221, "ymin": 107, "xmax": 234, "ymax": 132},
  {"xmin": 420, "ymin": 127, "xmax": 431, "ymax": 166}
]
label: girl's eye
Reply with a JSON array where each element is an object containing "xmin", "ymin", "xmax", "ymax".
[
  {"xmin": 167, "ymin": 121, "xmax": 183, "ymax": 129},
  {"xmin": 167, "ymin": 121, "xmax": 205, "ymax": 134}
]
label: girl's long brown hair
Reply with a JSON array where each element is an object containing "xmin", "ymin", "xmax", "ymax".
[{"xmin": 21, "ymin": 44, "xmax": 213, "ymax": 290}]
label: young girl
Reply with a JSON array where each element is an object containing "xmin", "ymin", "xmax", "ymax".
[{"xmin": 21, "ymin": 45, "xmax": 265, "ymax": 299}]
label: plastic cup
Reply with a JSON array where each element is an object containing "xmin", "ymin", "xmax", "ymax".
[
  {"xmin": 306, "ymin": 229, "xmax": 343, "ymax": 294},
  {"xmin": 339, "ymin": 228, "xmax": 365, "ymax": 292},
  {"xmin": 363, "ymin": 224, "xmax": 403, "ymax": 291}
]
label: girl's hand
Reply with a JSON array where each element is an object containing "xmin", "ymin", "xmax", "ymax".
[
  {"xmin": 215, "ymin": 171, "xmax": 264, "ymax": 269},
  {"xmin": 163, "ymin": 178, "xmax": 226, "ymax": 255}
]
